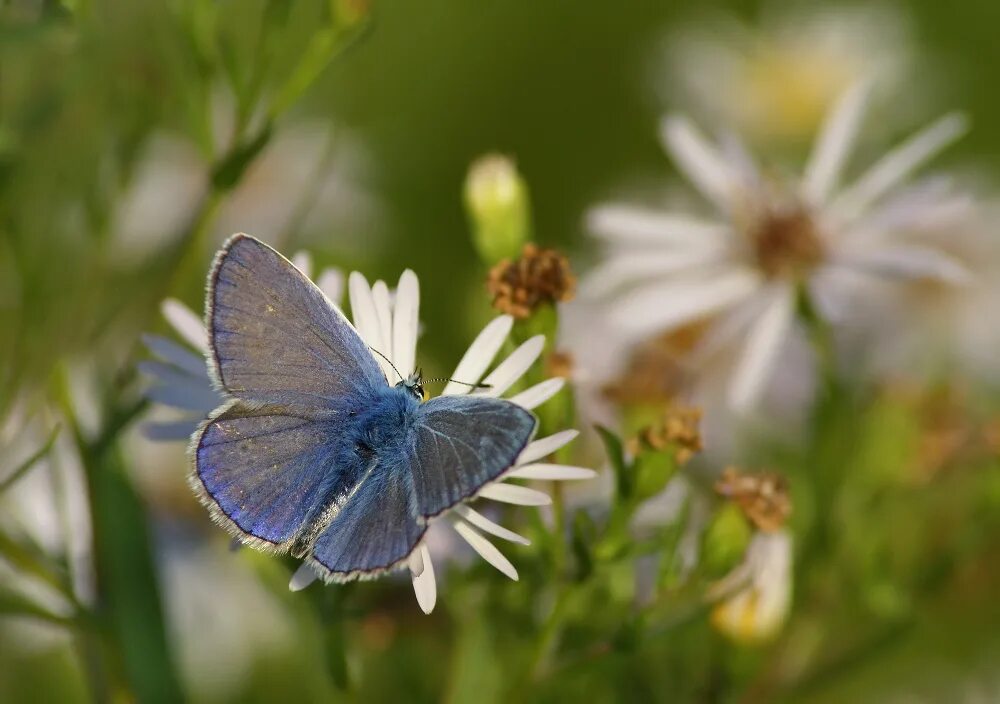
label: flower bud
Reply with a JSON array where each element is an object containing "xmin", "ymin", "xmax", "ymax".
[{"xmin": 464, "ymin": 154, "xmax": 532, "ymax": 265}]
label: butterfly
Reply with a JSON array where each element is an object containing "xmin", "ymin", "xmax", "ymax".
[{"xmin": 190, "ymin": 234, "xmax": 538, "ymax": 582}]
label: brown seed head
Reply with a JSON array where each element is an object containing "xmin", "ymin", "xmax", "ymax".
[
  {"xmin": 750, "ymin": 206, "xmax": 825, "ymax": 280},
  {"xmin": 486, "ymin": 243, "xmax": 576, "ymax": 319},
  {"xmin": 714, "ymin": 467, "xmax": 791, "ymax": 532},
  {"xmin": 628, "ymin": 403, "xmax": 703, "ymax": 465}
]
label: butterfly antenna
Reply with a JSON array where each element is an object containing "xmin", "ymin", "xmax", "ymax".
[
  {"xmin": 370, "ymin": 347, "xmax": 404, "ymax": 383},
  {"xmin": 425, "ymin": 377, "xmax": 493, "ymax": 390}
]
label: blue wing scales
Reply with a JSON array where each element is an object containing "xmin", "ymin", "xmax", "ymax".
[
  {"xmin": 407, "ymin": 395, "xmax": 537, "ymax": 518},
  {"xmin": 208, "ymin": 234, "xmax": 385, "ymax": 408}
]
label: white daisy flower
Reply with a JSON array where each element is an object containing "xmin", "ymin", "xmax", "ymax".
[
  {"xmin": 141, "ymin": 252, "xmax": 344, "ymax": 439},
  {"xmin": 287, "ymin": 271, "xmax": 595, "ymax": 613},
  {"xmin": 584, "ymin": 82, "xmax": 973, "ymax": 413},
  {"xmin": 660, "ymin": 2, "xmax": 921, "ymax": 144},
  {"xmin": 707, "ymin": 530, "xmax": 793, "ymax": 643}
]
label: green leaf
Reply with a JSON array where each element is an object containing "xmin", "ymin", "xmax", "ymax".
[
  {"xmin": 595, "ymin": 424, "xmax": 632, "ymax": 502},
  {"xmin": 570, "ymin": 510, "xmax": 596, "ymax": 582},
  {"xmin": 0, "ymin": 424, "xmax": 60, "ymax": 495},
  {"xmin": 633, "ymin": 449, "xmax": 678, "ymax": 502},
  {"xmin": 210, "ymin": 124, "xmax": 273, "ymax": 191},
  {"xmin": 86, "ymin": 447, "xmax": 185, "ymax": 703}
]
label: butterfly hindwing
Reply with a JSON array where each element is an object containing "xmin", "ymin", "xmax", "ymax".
[
  {"xmin": 306, "ymin": 451, "xmax": 426, "ymax": 580},
  {"xmin": 192, "ymin": 402, "xmax": 345, "ymax": 550},
  {"xmin": 407, "ymin": 395, "xmax": 537, "ymax": 518},
  {"xmin": 208, "ymin": 234, "xmax": 386, "ymax": 408}
]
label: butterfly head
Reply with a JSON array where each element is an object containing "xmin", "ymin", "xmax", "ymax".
[{"xmin": 399, "ymin": 368, "xmax": 428, "ymax": 402}]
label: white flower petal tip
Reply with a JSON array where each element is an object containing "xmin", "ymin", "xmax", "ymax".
[
  {"xmin": 317, "ymin": 269, "xmax": 345, "ymax": 305},
  {"xmin": 517, "ymin": 429, "xmax": 579, "ymax": 465},
  {"xmin": 454, "ymin": 521, "xmax": 519, "ymax": 581},
  {"xmin": 478, "ymin": 335, "xmax": 546, "ymax": 397},
  {"xmin": 392, "ymin": 269, "xmax": 420, "ymax": 377},
  {"xmin": 410, "ymin": 545, "xmax": 437, "ymax": 614},
  {"xmin": 660, "ymin": 115, "xmax": 736, "ymax": 209},
  {"xmin": 508, "ymin": 377, "xmax": 565, "ymax": 410},
  {"xmin": 291, "ymin": 251, "xmax": 313, "ymax": 278},
  {"xmin": 727, "ymin": 288, "xmax": 795, "ymax": 413},
  {"xmin": 506, "ymin": 463, "xmax": 597, "ymax": 481},
  {"xmin": 585, "ymin": 204, "xmax": 730, "ymax": 248},
  {"xmin": 802, "ymin": 80, "xmax": 872, "ymax": 206},
  {"xmin": 478, "ymin": 483, "xmax": 552, "ymax": 506},
  {"xmin": 454, "ymin": 505, "xmax": 530, "ymax": 545},
  {"xmin": 443, "ymin": 315, "xmax": 514, "ymax": 396},
  {"xmin": 832, "ymin": 112, "xmax": 969, "ymax": 222},
  {"xmin": 161, "ymin": 298, "xmax": 208, "ymax": 351},
  {"xmin": 289, "ymin": 563, "xmax": 319, "ymax": 592}
]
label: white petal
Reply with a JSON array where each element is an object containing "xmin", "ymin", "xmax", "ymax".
[
  {"xmin": 146, "ymin": 382, "xmax": 220, "ymax": 413},
  {"xmin": 348, "ymin": 272, "xmax": 386, "ymax": 372},
  {"xmin": 517, "ymin": 429, "xmax": 579, "ymax": 465},
  {"xmin": 660, "ymin": 115, "xmax": 737, "ymax": 210},
  {"xmin": 162, "ymin": 298, "xmax": 208, "ymax": 352},
  {"xmin": 610, "ymin": 268, "xmax": 763, "ymax": 340},
  {"xmin": 834, "ymin": 245, "xmax": 972, "ymax": 284},
  {"xmin": 478, "ymin": 483, "xmax": 552, "ymax": 506},
  {"xmin": 291, "ymin": 251, "xmax": 313, "ymax": 279},
  {"xmin": 443, "ymin": 316, "xmax": 514, "ymax": 395},
  {"xmin": 142, "ymin": 334, "xmax": 208, "ymax": 376},
  {"xmin": 143, "ymin": 419, "xmax": 200, "ymax": 441},
  {"xmin": 727, "ymin": 286, "xmax": 795, "ymax": 412},
  {"xmin": 587, "ymin": 204, "xmax": 731, "ymax": 248},
  {"xmin": 453, "ymin": 505, "xmax": 529, "ymax": 545},
  {"xmin": 831, "ymin": 113, "xmax": 968, "ymax": 222},
  {"xmin": 477, "ymin": 335, "xmax": 545, "ymax": 397},
  {"xmin": 507, "ymin": 378, "xmax": 564, "ymax": 410},
  {"xmin": 688, "ymin": 290, "xmax": 772, "ymax": 366},
  {"xmin": 288, "ymin": 563, "xmax": 319, "ymax": 592},
  {"xmin": 371, "ymin": 280, "xmax": 395, "ymax": 375},
  {"xmin": 506, "ymin": 463, "xmax": 596, "ymax": 481},
  {"xmin": 453, "ymin": 521, "xmax": 519, "ymax": 580},
  {"xmin": 410, "ymin": 545, "xmax": 436, "ymax": 614},
  {"xmin": 853, "ymin": 178, "xmax": 973, "ymax": 235},
  {"xmin": 802, "ymin": 80, "xmax": 870, "ymax": 206},
  {"xmin": 317, "ymin": 268, "xmax": 345, "ymax": 307},
  {"xmin": 580, "ymin": 248, "xmax": 728, "ymax": 299},
  {"xmin": 392, "ymin": 270, "xmax": 420, "ymax": 379}
]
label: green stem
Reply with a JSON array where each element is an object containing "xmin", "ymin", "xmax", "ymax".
[{"xmin": 0, "ymin": 424, "xmax": 60, "ymax": 494}]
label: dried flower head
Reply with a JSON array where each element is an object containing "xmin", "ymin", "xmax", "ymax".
[
  {"xmin": 715, "ymin": 467, "xmax": 791, "ymax": 532},
  {"xmin": 602, "ymin": 323, "xmax": 708, "ymax": 405},
  {"xmin": 628, "ymin": 403, "xmax": 703, "ymax": 464},
  {"xmin": 487, "ymin": 243, "xmax": 576, "ymax": 319},
  {"xmin": 545, "ymin": 350, "xmax": 575, "ymax": 379}
]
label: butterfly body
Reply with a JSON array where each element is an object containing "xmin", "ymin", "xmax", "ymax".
[{"xmin": 192, "ymin": 234, "xmax": 537, "ymax": 581}]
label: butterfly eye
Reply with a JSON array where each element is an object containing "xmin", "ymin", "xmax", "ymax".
[{"xmin": 418, "ymin": 384, "xmax": 429, "ymax": 402}]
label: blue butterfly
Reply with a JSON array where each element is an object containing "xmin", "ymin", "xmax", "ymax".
[{"xmin": 190, "ymin": 234, "xmax": 537, "ymax": 582}]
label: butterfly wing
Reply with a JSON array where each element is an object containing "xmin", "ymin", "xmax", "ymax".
[
  {"xmin": 192, "ymin": 402, "xmax": 346, "ymax": 550},
  {"xmin": 306, "ymin": 450, "xmax": 425, "ymax": 580},
  {"xmin": 208, "ymin": 234, "xmax": 386, "ymax": 407},
  {"xmin": 407, "ymin": 395, "xmax": 537, "ymax": 518}
]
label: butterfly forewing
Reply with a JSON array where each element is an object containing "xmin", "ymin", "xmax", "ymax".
[{"xmin": 208, "ymin": 234, "xmax": 386, "ymax": 407}]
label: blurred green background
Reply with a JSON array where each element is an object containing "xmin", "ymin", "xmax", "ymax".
[{"xmin": 2, "ymin": 1, "xmax": 999, "ymax": 702}]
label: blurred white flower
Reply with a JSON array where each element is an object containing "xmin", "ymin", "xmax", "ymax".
[
  {"xmin": 140, "ymin": 252, "xmax": 344, "ymax": 440},
  {"xmin": 583, "ymin": 82, "xmax": 973, "ymax": 414},
  {"xmin": 289, "ymin": 270, "xmax": 595, "ymax": 613},
  {"xmin": 113, "ymin": 116, "xmax": 383, "ymax": 263},
  {"xmin": 708, "ymin": 530, "xmax": 793, "ymax": 643},
  {"xmin": 844, "ymin": 199, "xmax": 1000, "ymax": 385},
  {"xmin": 659, "ymin": 2, "xmax": 922, "ymax": 144}
]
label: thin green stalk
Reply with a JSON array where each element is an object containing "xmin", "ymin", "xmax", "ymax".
[{"xmin": 0, "ymin": 424, "xmax": 60, "ymax": 494}]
